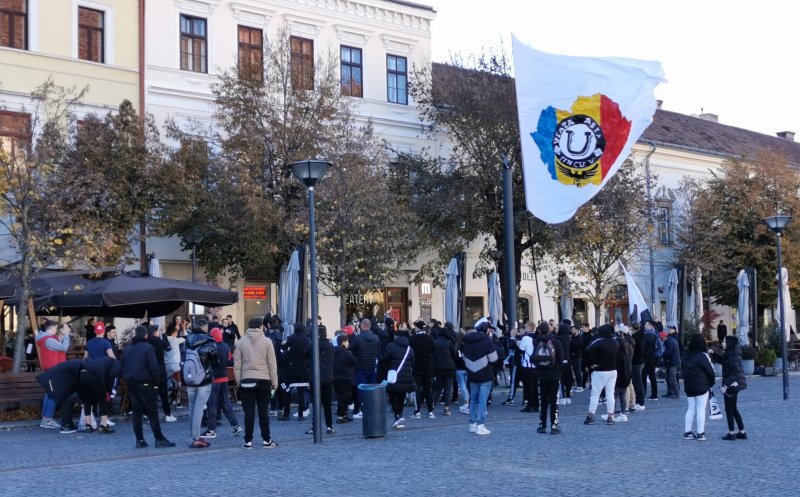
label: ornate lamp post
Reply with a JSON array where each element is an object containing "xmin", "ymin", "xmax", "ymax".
[{"xmin": 763, "ymin": 214, "xmax": 792, "ymax": 400}]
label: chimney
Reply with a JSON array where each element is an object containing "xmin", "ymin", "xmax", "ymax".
[
  {"xmin": 656, "ymin": 99, "xmax": 663, "ymax": 109},
  {"xmin": 776, "ymin": 131, "xmax": 795, "ymax": 141},
  {"xmin": 698, "ymin": 113, "xmax": 718, "ymax": 123}
]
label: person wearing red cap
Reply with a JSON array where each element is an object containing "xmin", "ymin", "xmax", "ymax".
[
  {"xmin": 85, "ymin": 323, "xmax": 115, "ymax": 360},
  {"xmin": 202, "ymin": 328, "xmax": 241, "ymax": 439}
]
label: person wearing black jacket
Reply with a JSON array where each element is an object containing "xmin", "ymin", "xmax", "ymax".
[
  {"xmin": 409, "ymin": 320, "xmax": 436, "ymax": 419},
  {"xmin": 534, "ymin": 322, "xmax": 565, "ymax": 434},
  {"xmin": 556, "ymin": 322, "xmax": 573, "ymax": 403},
  {"xmin": 712, "ymin": 336, "xmax": 748, "ymax": 441},
  {"xmin": 281, "ymin": 323, "xmax": 311, "ymax": 421},
  {"xmin": 461, "ymin": 322, "xmax": 498, "ymax": 435},
  {"xmin": 580, "ymin": 324, "xmax": 594, "ymax": 389},
  {"xmin": 333, "ymin": 335, "xmax": 356, "ymax": 423},
  {"xmin": 612, "ymin": 329, "xmax": 633, "ymax": 423},
  {"xmin": 569, "ymin": 326, "xmax": 584, "ymax": 393},
  {"xmin": 147, "ymin": 326, "xmax": 173, "ymax": 422},
  {"xmin": 121, "ymin": 326, "xmax": 175, "ymax": 448},
  {"xmin": 682, "ymin": 334, "xmax": 715, "ymax": 440},
  {"xmin": 305, "ymin": 327, "xmax": 335, "ymax": 435},
  {"xmin": 432, "ymin": 330, "xmax": 458, "ymax": 416},
  {"xmin": 630, "ymin": 322, "xmax": 646, "ymax": 410},
  {"xmin": 382, "ymin": 330, "xmax": 416, "ymax": 429},
  {"xmin": 349, "ymin": 319, "xmax": 380, "ymax": 418},
  {"xmin": 583, "ymin": 324, "xmax": 619, "ymax": 425},
  {"xmin": 36, "ymin": 359, "xmax": 84, "ymax": 434},
  {"xmin": 78, "ymin": 356, "xmax": 121, "ymax": 434},
  {"xmin": 642, "ymin": 320, "xmax": 660, "ymax": 401}
]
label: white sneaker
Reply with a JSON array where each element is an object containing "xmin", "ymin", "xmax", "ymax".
[
  {"xmin": 428, "ymin": 412, "xmax": 436, "ymax": 419},
  {"xmin": 106, "ymin": 419, "xmax": 116, "ymax": 427},
  {"xmin": 613, "ymin": 414, "xmax": 629, "ymax": 423},
  {"xmin": 347, "ymin": 404, "xmax": 354, "ymax": 411},
  {"xmin": 392, "ymin": 417, "xmax": 406, "ymax": 429},
  {"xmin": 574, "ymin": 387, "xmax": 584, "ymax": 393},
  {"xmin": 634, "ymin": 404, "xmax": 646, "ymax": 411},
  {"xmin": 352, "ymin": 412, "xmax": 363, "ymax": 419},
  {"xmin": 40, "ymin": 419, "xmax": 60, "ymax": 429},
  {"xmin": 469, "ymin": 423, "xmax": 477, "ymax": 433},
  {"xmin": 475, "ymin": 424, "xmax": 491, "ymax": 435},
  {"xmin": 566, "ymin": 398, "xmax": 572, "ymax": 405},
  {"xmin": 459, "ymin": 404, "xmax": 470, "ymax": 414},
  {"xmin": 165, "ymin": 415, "xmax": 177, "ymax": 423}
]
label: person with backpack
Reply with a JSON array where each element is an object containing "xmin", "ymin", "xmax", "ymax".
[
  {"xmin": 661, "ymin": 329, "xmax": 682, "ymax": 398},
  {"xmin": 233, "ymin": 317, "xmax": 279, "ymax": 449},
  {"xmin": 533, "ymin": 322, "xmax": 564, "ymax": 434},
  {"xmin": 121, "ymin": 326, "xmax": 175, "ymax": 448},
  {"xmin": 382, "ymin": 329, "xmax": 416, "ymax": 429},
  {"xmin": 682, "ymin": 334, "xmax": 716, "ymax": 441},
  {"xmin": 432, "ymin": 324, "xmax": 458, "ymax": 416},
  {"xmin": 181, "ymin": 319, "xmax": 220, "ymax": 449},
  {"xmin": 583, "ymin": 324, "xmax": 619, "ymax": 425},
  {"xmin": 517, "ymin": 321, "xmax": 540, "ymax": 413},
  {"xmin": 460, "ymin": 322, "xmax": 499, "ymax": 435},
  {"xmin": 642, "ymin": 320, "xmax": 661, "ymax": 401}
]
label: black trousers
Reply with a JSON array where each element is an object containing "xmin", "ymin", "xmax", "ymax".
[
  {"xmin": 724, "ymin": 390, "xmax": 744, "ymax": 432},
  {"xmin": 520, "ymin": 368, "xmax": 539, "ymax": 409},
  {"xmin": 128, "ymin": 381, "xmax": 165, "ymax": 442},
  {"xmin": 284, "ymin": 386, "xmax": 307, "ymax": 419},
  {"xmin": 571, "ymin": 358, "xmax": 583, "ymax": 388},
  {"xmin": 310, "ymin": 382, "xmax": 333, "ymax": 429},
  {"xmin": 432, "ymin": 371, "xmax": 454, "ymax": 408},
  {"xmin": 78, "ymin": 372, "xmax": 107, "ymax": 417},
  {"xmin": 643, "ymin": 361, "xmax": 658, "ymax": 399},
  {"xmin": 240, "ymin": 380, "xmax": 271, "ymax": 443},
  {"xmin": 561, "ymin": 364, "xmax": 573, "ymax": 399},
  {"xmin": 414, "ymin": 370, "xmax": 434, "ymax": 413},
  {"xmin": 333, "ymin": 380, "xmax": 353, "ymax": 417},
  {"xmin": 388, "ymin": 390, "xmax": 406, "ymax": 418},
  {"xmin": 539, "ymin": 378, "xmax": 559, "ymax": 427},
  {"xmin": 157, "ymin": 372, "xmax": 171, "ymax": 417}
]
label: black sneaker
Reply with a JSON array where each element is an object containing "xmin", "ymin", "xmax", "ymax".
[
  {"xmin": 606, "ymin": 416, "xmax": 615, "ymax": 425},
  {"xmin": 262, "ymin": 439, "xmax": 278, "ymax": 449},
  {"xmin": 536, "ymin": 426, "xmax": 547, "ymax": 434},
  {"xmin": 136, "ymin": 440, "xmax": 149, "ymax": 449},
  {"xmin": 59, "ymin": 425, "xmax": 78, "ymax": 434},
  {"xmin": 98, "ymin": 425, "xmax": 115, "ymax": 434},
  {"xmin": 232, "ymin": 425, "xmax": 242, "ymax": 436},
  {"xmin": 242, "ymin": 441, "xmax": 253, "ymax": 449},
  {"xmin": 155, "ymin": 438, "xmax": 176, "ymax": 448},
  {"xmin": 326, "ymin": 427, "xmax": 335, "ymax": 435},
  {"xmin": 336, "ymin": 416, "xmax": 350, "ymax": 424},
  {"xmin": 551, "ymin": 426, "xmax": 561, "ymax": 435},
  {"xmin": 722, "ymin": 433, "xmax": 736, "ymax": 441},
  {"xmin": 735, "ymin": 431, "xmax": 748, "ymax": 440},
  {"xmin": 683, "ymin": 432, "xmax": 696, "ymax": 440},
  {"xmin": 520, "ymin": 407, "xmax": 536, "ymax": 413},
  {"xmin": 584, "ymin": 416, "xmax": 594, "ymax": 425},
  {"xmin": 200, "ymin": 430, "xmax": 216, "ymax": 439}
]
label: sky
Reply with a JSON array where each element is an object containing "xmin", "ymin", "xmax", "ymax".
[{"xmin": 428, "ymin": 0, "xmax": 800, "ymax": 138}]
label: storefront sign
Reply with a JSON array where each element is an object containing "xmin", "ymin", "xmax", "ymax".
[
  {"xmin": 345, "ymin": 293, "xmax": 377, "ymax": 305},
  {"xmin": 244, "ymin": 286, "xmax": 267, "ymax": 300},
  {"xmin": 419, "ymin": 282, "xmax": 432, "ymax": 300}
]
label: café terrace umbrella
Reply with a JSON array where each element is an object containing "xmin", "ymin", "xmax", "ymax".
[
  {"xmin": 560, "ymin": 275, "xmax": 574, "ymax": 323},
  {"xmin": 488, "ymin": 270, "xmax": 502, "ymax": 327},
  {"xmin": 49, "ymin": 271, "xmax": 238, "ymax": 318},
  {"xmin": 445, "ymin": 257, "xmax": 460, "ymax": 326},
  {"xmin": 666, "ymin": 268, "xmax": 679, "ymax": 329},
  {"xmin": 279, "ymin": 249, "xmax": 301, "ymax": 339},
  {"xmin": 148, "ymin": 257, "xmax": 165, "ymax": 330},
  {"xmin": 2, "ymin": 271, "xmax": 93, "ymax": 311},
  {"xmin": 737, "ymin": 269, "xmax": 750, "ymax": 346},
  {"xmin": 777, "ymin": 267, "xmax": 796, "ymax": 341}
]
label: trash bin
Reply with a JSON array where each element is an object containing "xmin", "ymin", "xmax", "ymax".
[{"xmin": 358, "ymin": 382, "xmax": 387, "ymax": 438}]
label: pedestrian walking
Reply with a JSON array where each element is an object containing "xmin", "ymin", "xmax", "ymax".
[
  {"xmin": 382, "ymin": 329, "xmax": 416, "ymax": 429},
  {"xmin": 333, "ymin": 334, "xmax": 356, "ymax": 423},
  {"xmin": 202, "ymin": 328, "xmax": 241, "ymax": 438},
  {"xmin": 460, "ymin": 322, "xmax": 499, "ymax": 435},
  {"xmin": 681, "ymin": 334, "xmax": 715, "ymax": 441},
  {"xmin": 713, "ymin": 336, "xmax": 748, "ymax": 441},
  {"xmin": 181, "ymin": 319, "xmax": 220, "ymax": 448},
  {"xmin": 583, "ymin": 324, "xmax": 619, "ymax": 425}
]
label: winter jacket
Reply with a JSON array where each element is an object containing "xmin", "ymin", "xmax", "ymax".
[
  {"xmin": 211, "ymin": 341, "xmax": 232, "ymax": 383},
  {"xmin": 569, "ymin": 334, "xmax": 583, "ymax": 360},
  {"xmin": 82, "ymin": 356, "xmax": 121, "ymax": 393},
  {"xmin": 556, "ymin": 325, "xmax": 572, "ymax": 366},
  {"xmin": 121, "ymin": 337, "xmax": 160, "ymax": 384},
  {"xmin": 631, "ymin": 330, "xmax": 645, "ymax": 365},
  {"xmin": 584, "ymin": 336, "xmax": 619, "ymax": 372},
  {"xmin": 282, "ymin": 331, "xmax": 311, "ymax": 384},
  {"xmin": 36, "ymin": 359, "xmax": 85, "ymax": 405},
  {"xmin": 460, "ymin": 331, "xmax": 498, "ymax": 383},
  {"xmin": 409, "ymin": 332, "xmax": 436, "ymax": 373},
  {"xmin": 614, "ymin": 334, "xmax": 632, "ymax": 388},
  {"xmin": 432, "ymin": 335, "xmax": 457, "ymax": 375},
  {"xmin": 643, "ymin": 330, "xmax": 659, "ymax": 364},
  {"xmin": 682, "ymin": 350, "xmax": 716, "ymax": 397},
  {"xmin": 350, "ymin": 330, "xmax": 380, "ymax": 371},
  {"xmin": 663, "ymin": 336, "xmax": 681, "ymax": 368},
  {"xmin": 533, "ymin": 333, "xmax": 564, "ymax": 382},
  {"xmin": 233, "ymin": 329, "xmax": 278, "ymax": 388},
  {"xmin": 333, "ymin": 346, "xmax": 356, "ymax": 384},
  {"xmin": 316, "ymin": 338, "xmax": 335, "ymax": 384},
  {"xmin": 721, "ymin": 338, "xmax": 747, "ymax": 391},
  {"xmin": 181, "ymin": 331, "xmax": 220, "ymax": 387},
  {"xmin": 382, "ymin": 335, "xmax": 416, "ymax": 393}
]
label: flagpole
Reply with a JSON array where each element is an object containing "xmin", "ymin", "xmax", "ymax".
[
  {"xmin": 526, "ymin": 216, "xmax": 544, "ymax": 322},
  {"xmin": 501, "ymin": 154, "xmax": 518, "ymax": 331}
]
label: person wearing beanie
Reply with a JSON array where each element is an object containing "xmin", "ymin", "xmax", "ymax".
[
  {"xmin": 583, "ymin": 324, "xmax": 619, "ymax": 425},
  {"xmin": 681, "ymin": 334, "xmax": 716, "ymax": 440},
  {"xmin": 234, "ymin": 316, "xmax": 279, "ymax": 449},
  {"xmin": 202, "ymin": 328, "xmax": 241, "ymax": 439},
  {"xmin": 121, "ymin": 325, "xmax": 175, "ymax": 448},
  {"xmin": 711, "ymin": 335, "xmax": 748, "ymax": 441},
  {"xmin": 182, "ymin": 320, "xmax": 220, "ymax": 448},
  {"xmin": 409, "ymin": 319, "xmax": 436, "ymax": 419},
  {"xmin": 460, "ymin": 323, "xmax": 499, "ymax": 435}
]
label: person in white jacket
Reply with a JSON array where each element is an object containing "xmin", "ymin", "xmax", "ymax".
[{"xmin": 164, "ymin": 326, "xmax": 185, "ymax": 408}]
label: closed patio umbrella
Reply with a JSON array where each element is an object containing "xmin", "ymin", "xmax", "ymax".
[
  {"xmin": 737, "ymin": 269, "xmax": 750, "ymax": 346},
  {"xmin": 666, "ymin": 268, "xmax": 679, "ymax": 329},
  {"xmin": 445, "ymin": 257, "xmax": 460, "ymax": 326},
  {"xmin": 279, "ymin": 249, "xmax": 300, "ymax": 340},
  {"xmin": 488, "ymin": 270, "xmax": 502, "ymax": 327},
  {"xmin": 777, "ymin": 267, "xmax": 796, "ymax": 341},
  {"xmin": 560, "ymin": 275, "xmax": 574, "ymax": 323}
]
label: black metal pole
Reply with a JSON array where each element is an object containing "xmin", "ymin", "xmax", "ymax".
[
  {"xmin": 501, "ymin": 155, "xmax": 517, "ymax": 330},
  {"xmin": 191, "ymin": 243, "xmax": 197, "ymax": 319},
  {"xmin": 752, "ymin": 267, "xmax": 758, "ymax": 347},
  {"xmin": 309, "ymin": 186, "xmax": 323, "ymax": 441},
  {"xmin": 526, "ymin": 217, "xmax": 544, "ymax": 323},
  {"xmin": 777, "ymin": 234, "xmax": 789, "ymax": 400}
]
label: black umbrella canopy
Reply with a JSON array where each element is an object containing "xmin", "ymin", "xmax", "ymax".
[
  {"xmin": 49, "ymin": 272, "xmax": 238, "ymax": 318},
  {"xmin": 0, "ymin": 280, "xmax": 13, "ymax": 300},
  {"xmin": 2, "ymin": 271, "xmax": 93, "ymax": 308}
]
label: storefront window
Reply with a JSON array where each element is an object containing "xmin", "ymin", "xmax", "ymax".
[{"xmin": 464, "ymin": 296, "xmax": 484, "ymax": 328}]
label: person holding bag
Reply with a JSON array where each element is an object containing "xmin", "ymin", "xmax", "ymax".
[
  {"xmin": 681, "ymin": 334, "xmax": 716, "ymax": 441},
  {"xmin": 382, "ymin": 329, "xmax": 416, "ymax": 429},
  {"xmin": 714, "ymin": 336, "xmax": 748, "ymax": 441}
]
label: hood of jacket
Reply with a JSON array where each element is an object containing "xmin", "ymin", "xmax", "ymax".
[
  {"xmin": 392, "ymin": 335, "xmax": 410, "ymax": 347},
  {"xmin": 186, "ymin": 331, "xmax": 214, "ymax": 349}
]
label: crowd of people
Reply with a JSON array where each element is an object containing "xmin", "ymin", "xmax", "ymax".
[{"xmin": 29, "ymin": 311, "xmax": 749, "ymax": 449}]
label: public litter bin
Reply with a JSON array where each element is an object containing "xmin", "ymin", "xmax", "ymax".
[{"xmin": 358, "ymin": 382, "xmax": 387, "ymax": 438}]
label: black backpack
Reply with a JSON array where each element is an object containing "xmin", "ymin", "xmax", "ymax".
[{"xmin": 533, "ymin": 339, "xmax": 556, "ymax": 368}]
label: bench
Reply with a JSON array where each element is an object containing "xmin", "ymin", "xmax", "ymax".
[{"xmin": 0, "ymin": 373, "xmax": 43, "ymax": 409}]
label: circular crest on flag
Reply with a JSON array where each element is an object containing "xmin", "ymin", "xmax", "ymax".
[{"xmin": 552, "ymin": 114, "xmax": 606, "ymax": 170}]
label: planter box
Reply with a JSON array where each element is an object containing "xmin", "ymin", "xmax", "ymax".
[
  {"xmin": 754, "ymin": 366, "xmax": 765, "ymax": 376},
  {"xmin": 762, "ymin": 367, "xmax": 776, "ymax": 377},
  {"xmin": 742, "ymin": 359, "xmax": 755, "ymax": 376}
]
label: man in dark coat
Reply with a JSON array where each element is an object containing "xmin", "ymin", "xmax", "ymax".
[
  {"xmin": 382, "ymin": 330, "xmax": 416, "ymax": 429},
  {"xmin": 409, "ymin": 320, "xmax": 436, "ymax": 419},
  {"xmin": 305, "ymin": 327, "xmax": 335, "ymax": 435},
  {"xmin": 280, "ymin": 323, "xmax": 310, "ymax": 421},
  {"xmin": 349, "ymin": 318, "xmax": 380, "ymax": 418},
  {"xmin": 533, "ymin": 322, "xmax": 565, "ymax": 434},
  {"xmin": 36, "ymin": 359, "xmax": 84, "ymax": 433}
]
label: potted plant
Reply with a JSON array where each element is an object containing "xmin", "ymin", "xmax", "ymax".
[
  {"xmin": 757, "ymin": 348, "xmax": 777, "ymax": 376},
  {"xmin": 740, "ymin": 345, "xmax": 756, "ymax": 375}
]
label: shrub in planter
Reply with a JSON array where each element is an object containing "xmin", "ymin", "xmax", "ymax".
[
  {"xmin": 741, "ymin": 345, "xmax": 756, "ymax": 361},
  {"xmin": 756, "ymin": 348, "xmax": 777, "ymax": 368}
]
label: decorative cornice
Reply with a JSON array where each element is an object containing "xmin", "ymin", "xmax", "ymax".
[
  {"xmin": 174, "ymin": 0, "xmax": 222, "ymax": 15},
  {"xmin": 382, "ymin": 33, "xmax": 416, "ymax": 54},
  {"xmin": 333, "ymin": 23, "xmax": 373, "ymax": 46},
  {"xmin": 230, "ymin": 1, "xmax": 277, "ymax": 26},
  {"xmin": 284, "ymin": 13, "xmax": 326, "ymax": 37}
]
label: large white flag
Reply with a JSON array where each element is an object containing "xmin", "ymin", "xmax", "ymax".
[
  {"xmin": 512, "ymin": 36, "xmax": 665, "ymax": 224},
  {"xmin": 620, "ymin": 261, "xmax": 650, "ymax": 323}
]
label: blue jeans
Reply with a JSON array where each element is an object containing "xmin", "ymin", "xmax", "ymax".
[
  {"xmin": 207, "ymin": 382, "xmax": 239, "ymax": 429},
  {"xmin": 187, "ymin": 383, "xmax": 212, "ymax": 439},
  {"xmin": 468, "ymin": 381, "xmax": 492, "ymax": 425},
  {"xmin": 456, "ymin": 370, "xmax": 469, "ymax": 404},
  {"xmin": 42, "ymin": 393, "xmax": 56, "ymax": 418}
]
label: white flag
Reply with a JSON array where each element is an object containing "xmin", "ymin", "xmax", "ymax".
[
  {"xmin": 620, "ymin": 261, "xmax": 650, "ymax": 323},
  {"xmin": 511, "ymin": 36, "xmax": 665, "ymax": 224}
]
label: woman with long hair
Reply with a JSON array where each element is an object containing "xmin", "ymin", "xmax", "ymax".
[
  {"xmin": 681, "ymin": 334, "xmax": 716, "ymax": 440},
  {"xmin": 719, "ymin": 336, "xmax": 747, "ymax": 440}
]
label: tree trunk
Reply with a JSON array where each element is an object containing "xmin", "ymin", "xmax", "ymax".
[
  {"xmin": 338, "ymin": 271, "xmax": 348, "ymax": 327},
  {"xmin": 594, "ymin": 302, "xmax": 603, "ymax": 327},
  {"xmin": 11, "ymin": 260, "xmax": 31, "ymax": 373}
]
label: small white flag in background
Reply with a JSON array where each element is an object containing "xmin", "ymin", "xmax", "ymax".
[{"xmin": 511, "ymin": 36, "xmax": 665, "ymax": 224}]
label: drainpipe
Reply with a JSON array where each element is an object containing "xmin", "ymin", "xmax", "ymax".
[
  {"xmin": 643, "ymin": 141, "xmax": 657, "ymax": 312},
  {"xmin": 138, "ymin": 0, "xmax": 147, "ymax": 272}
]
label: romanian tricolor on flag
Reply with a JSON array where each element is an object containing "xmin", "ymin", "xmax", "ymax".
[{"xmin": 512, "ymin": 36, "xmax": 665, "ymax": 224}]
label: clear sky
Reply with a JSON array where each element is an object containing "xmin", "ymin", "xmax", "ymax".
[{"xmin": 428, "ymin": 0, "xmax": 800, "ymax": 138}]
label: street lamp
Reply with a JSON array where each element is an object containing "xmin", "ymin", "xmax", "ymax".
[
  {"xmin": 763, "ymin": 214, "xmax": 792, "ymax": 400},
  {"xmin": 186, "ymin": 230, "xmax": 205, "ymax": 322},
  {"xmin": 290, "ymin": 159, "xmax": 331, "ymax": 443}
]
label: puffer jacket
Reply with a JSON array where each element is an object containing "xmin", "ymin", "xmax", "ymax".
[
  {"xmin": 460, "ymin": 331, "xmax": 498, "ymax": 383},
  {"xmin": 282, "ymin": 331, "xmax": 311, "ymax": 384},
  {"xmin": 382, "ymin": 335, "xmax": 416, "ymax": 393},
  {"xmin": 682, "ymin": 350, "xmax": 716, "ymax": 397},
  {"xmin": 721, "ymin": 337, "xmax": 747, "ymax": 391},
  {"xmin": 350, "ymin": 330, "xmax": 380, "ymax": 371},
  {"xmin": 432, "ymin": 335, "xmax": 457, "ymax": 376}
]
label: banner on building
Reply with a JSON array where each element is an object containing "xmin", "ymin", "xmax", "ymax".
[{"xmin": 511, "ymin": 36, "xmax": 665, "ymax": 224}]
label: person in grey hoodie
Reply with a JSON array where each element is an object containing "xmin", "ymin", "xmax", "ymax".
[
  {"xmin": 349, "ymin": 318, "xmax": 380, "ymax": 418},
  {"xmin": 233, "ymin": 317, "xmax": 279, "ymax": 449}
]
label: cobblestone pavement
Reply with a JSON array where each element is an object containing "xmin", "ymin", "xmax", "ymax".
[{"xmin": 2, "ymin": 375, "xmax": 799, "ymax": 496}]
